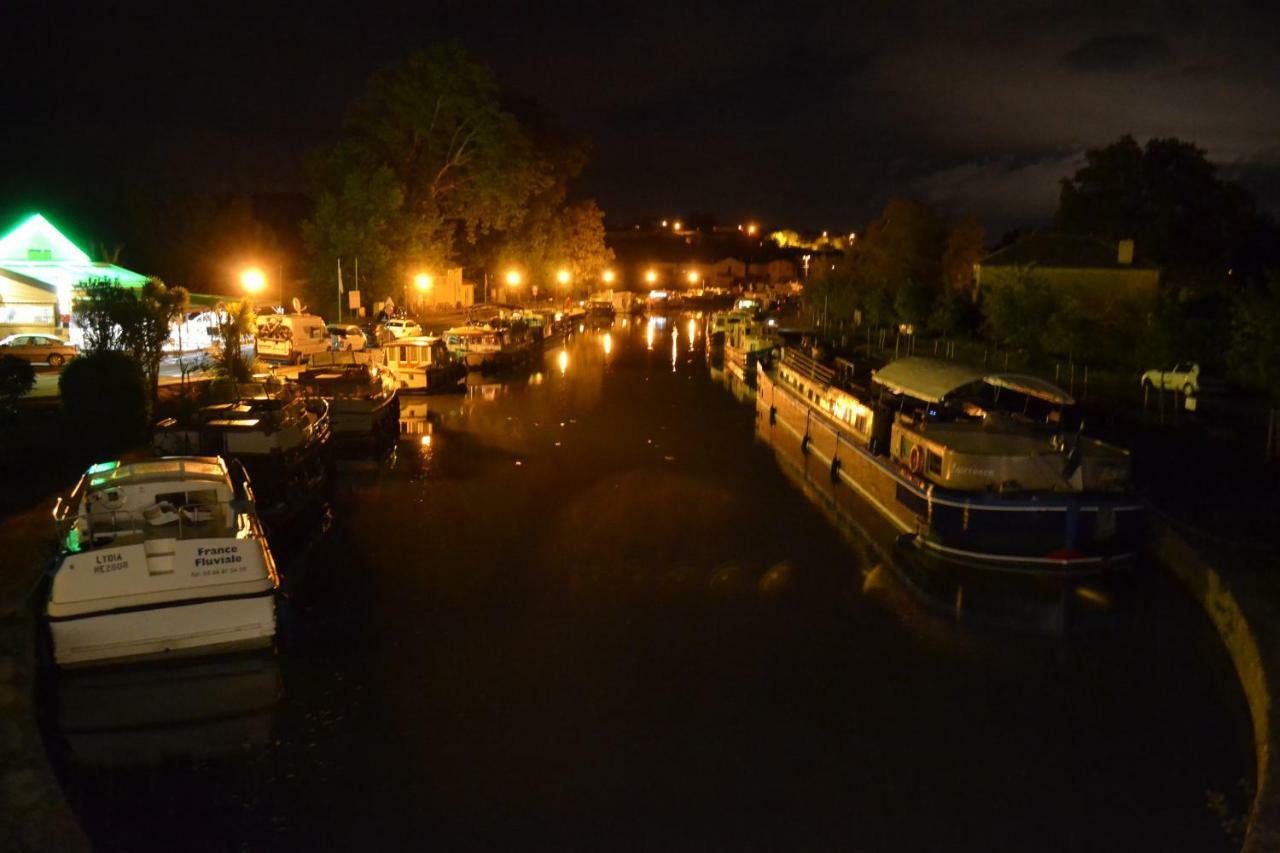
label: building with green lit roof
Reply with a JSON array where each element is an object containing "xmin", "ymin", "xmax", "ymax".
[{"xmin": 0, "ymin": 213, "xmax": 149, "ymax": 335}]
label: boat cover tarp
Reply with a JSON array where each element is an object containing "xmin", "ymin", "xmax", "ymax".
[
  {"xmin": 984, "ymin": 373, "xmax": 1075, "ymax": 405},
  {"xmin": 873, "ymin": 357, "xmax": 1075, "ymax": 406},
  {"xmin": 872, "ymin": 358, "xmax": 985, "ymax": 403}
]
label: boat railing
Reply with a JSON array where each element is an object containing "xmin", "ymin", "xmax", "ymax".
[
  {"xmin": 55, "ymin": 498, "xmax": 255, "ymax": 552},
  {"xmin": 781, "ymin": 348, "xmax": 835, "ymax": 387}
]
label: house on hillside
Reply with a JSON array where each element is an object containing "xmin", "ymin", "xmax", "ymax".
[
  {"xmin": 974, "ymin": 232, "xmax": 1160, "ymax": 314},
  {"xmin": 0, "ymin": 213, "xmax": 148, "ymax": 336}
]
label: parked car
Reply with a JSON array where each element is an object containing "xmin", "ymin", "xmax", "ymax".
[
  {"xmin": 327, "ymin": 323, "xmax": 367, "ymax": 352},
  {"xmin": 0, "ymin": 333, "xmax": 77, "ymax": 367},
  {"xmin": 1141, "ymin": 362, "xmax": 1200, "ymax": 396},
  {"xmin": 380, "ymin": 318, "xmax": 424, "ymax": 340}
]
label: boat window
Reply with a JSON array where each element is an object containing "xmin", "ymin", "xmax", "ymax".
[
  {"xmin": 854, "ymin": 413, "xmax": 867, "ymax": 433},
  {"xmin": 926, "ymin": 451, "xmax": 943, "ymax": 476}
]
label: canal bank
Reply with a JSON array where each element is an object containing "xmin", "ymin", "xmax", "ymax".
[
  {"xmin": 0, "ymin": 501, "xmax": 89, "ymax": 852},
  {"xmin": 1147, "ymin": 519, "xmax": 1280, "ymax": 852}
]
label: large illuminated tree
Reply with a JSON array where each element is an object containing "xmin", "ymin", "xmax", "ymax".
[{"xmin": 304, "ymin": 44, "xmax": 552, "ymax": 308}]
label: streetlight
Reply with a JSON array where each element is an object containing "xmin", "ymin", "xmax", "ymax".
[
  {"xmin": 645, "ymin": 269, "xmax": 658, "ymax": 285},
  {"xmin": 602, "ymin": 269, "xmax": 616, "ymax": 285},
  {"xmin": 686, "ymin": 270, "xmax": 699, "ymax": 285},
  {"xmin": 505, "ymin": 269, "xmax": 522, "ymax": 287},
  {"xmin": 415, "ymin": 273, "xmax": 433, "ymax": 292},
  {"xmin": 673, "ymin": 220, "xmax": 682, "ymax": 231},
  {"xmin": 241, "ymin": 267, "xmax": 266, "ymax": 295},
  {"xmin": 556, "ymin": 268, "xmax": 571, "ymax": 286}
]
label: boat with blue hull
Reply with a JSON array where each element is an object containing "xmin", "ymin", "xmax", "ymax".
[{"xmin": 756, "ymin": 352, "xmax": 1143, "ymax": 572}]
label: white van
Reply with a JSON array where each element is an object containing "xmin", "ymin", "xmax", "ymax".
[{"xmin": 255, "ymin": 313, "xmax": 329, "ymax": 364}]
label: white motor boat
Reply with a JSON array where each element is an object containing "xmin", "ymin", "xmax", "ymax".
[
  {"xmin": 47, "ymin": 457, "xmax": 279, "ymax": 667},
  {"xmin": 297, "ymin": 350, "xmax": 400, "ymax": 444}
]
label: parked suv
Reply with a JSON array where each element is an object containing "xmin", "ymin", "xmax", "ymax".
[{"xmin": 1141, "ymin": 362, "xmax": 1200, "ymax": 396}]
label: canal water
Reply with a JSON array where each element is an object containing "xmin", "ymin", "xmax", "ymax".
[{"xmin": 42, "ymin": 316, "xmax": 1253, "ymax": 851}]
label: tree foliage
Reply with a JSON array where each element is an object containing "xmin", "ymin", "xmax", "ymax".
[
  {"xmin": 304, "ymin": 44, "xmax": 555, "ymax": 310},
  {"xmin": 73, "ymin": 278, "xmax": 188, "ymax": 405},
  {"xmin": 59, "ymin": 351, "xmax": 149, "ymax": 453},
  {"xmin": 210, "ymin": 300, "xmax": 258, "ymax": 386},
  {"xmin": 0, "ymin": 355, "xmax": 36, "ymax": 410},
  {"xmin": 803, "ymin": 198, "xmax": 983, "ymax": 330},
  {"xmin": 1056, "ymin": 135, "xmax": 1272, "ymax": 285},
  {"xmin": 1228, "ymin": 279, "xmax": 1280, "ymax": 405}
]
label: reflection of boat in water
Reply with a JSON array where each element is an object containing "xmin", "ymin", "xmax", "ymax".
[
  {"xmin": 710, "ymin": 362, "xmax": 754, "ymax": 404},
  {"xmin": 47, "ymin": 458, "xmax": 279, "ymax": 667},
  {"xmin": 51, "ymin": 651, "xmax": 281, "ymax": 766},
  {"xmin": 397, "ymin": 398, "xmax": 443, "ymax": 439},
  {"xmin": 380, "ymin": 335, "xmax": 465, "ymax": 392},
  {"xmin": 757, "ymin": 352, "xmax": 1143, "ymax": 573},
  {"xmin": 297, "ymin": 350, "xmax": 400, "ymax": 449},
  {"xmin": 153, "ymin": 376, "xmax": 333, "ymax": 525}
]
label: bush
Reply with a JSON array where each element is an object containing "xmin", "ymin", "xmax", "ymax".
[
  {"xmin": 58, "ymin": 351, "xmax": 149, "ymax": 454},
  {"xmin": 0, "ymin": 354, "xmax": 36, "ymax": 406}
]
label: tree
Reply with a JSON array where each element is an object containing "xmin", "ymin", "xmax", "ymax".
[
  {"xmin": 554, "ymin": 201, "xmax": 614, "ymax": 292},
  {"xmin": 74, "ymin": 279, "xmax": 129, "ymax": 352},
  {"xmin": 940, "ymin": 216, "xmax": 984, "ymax": 295},
  {"xmin": 73, "ymin": 277, "xmax": 188, "ymax": 407},
  {"xmin": 1056, "ymin": 135, "xmax": 1268, "ymax": 285},
  {"xmin": 120, "ymin": 278, "xmax": 189, "ymax": 407},
  {"xmin": 981, "ymin": 268, "xmax": 1059, "ymax": 358},
  {"xmin": 1227, "ymin": 279, "xmax": 1280, "ymax": 461},
  {"xmin": 304, "ymin": 44, "xmax": 551, "ymax": 312},
  {"xmin": 59, "ymin": 351, "xmax": 149, "ymax": 454},
  {"xmin": 210, "ymin": 300, "xmax": 258, "ymax": 388},
  {"xmin": 0, "ymin": 355, "xmax": 35, "ymax": 413}
]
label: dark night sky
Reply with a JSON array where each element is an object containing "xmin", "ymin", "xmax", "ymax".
[{"xmin": 5, "ymin": 0, "xmax": 1280, "ymax": 241}]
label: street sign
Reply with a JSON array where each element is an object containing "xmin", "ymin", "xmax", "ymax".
[{"xmin": 348, "ymin": 290, "xmax": 361, "ymax": 309}]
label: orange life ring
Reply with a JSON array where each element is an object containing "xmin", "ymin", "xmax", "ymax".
[{"xmin": 908, "ymin": 445, "xmax": 924, "ymax": 474}]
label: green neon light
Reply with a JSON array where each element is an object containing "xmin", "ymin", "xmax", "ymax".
[
  {"xmin": 87, "ymin": 460, "xmax": 120, "ymax": 475},
  {"xmin": 0, "ymin": 213, "xmax": 92, "ymax": 264}
]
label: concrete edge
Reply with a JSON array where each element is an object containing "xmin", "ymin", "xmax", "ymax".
[
  {"xmin": 1150, "ymin": 521, "xmax": 1280, "ymax": 852},
  {"xmin": 0, "ymin": 609, "xmax": 91, "ymax": 852}
]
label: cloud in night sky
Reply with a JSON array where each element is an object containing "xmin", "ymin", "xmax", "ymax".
[
  {"xmin": 4, "ymin": 0, "xmax": 1280, "ymax": 239},
  {"xmin": 1061, "ymin": 33, "xmax": 1173, "ymax": 73}
]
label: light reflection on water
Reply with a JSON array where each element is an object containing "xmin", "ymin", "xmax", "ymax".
[{"xmin": 40, "ymin": 311, "xmax": 1252, "ymax": 853}]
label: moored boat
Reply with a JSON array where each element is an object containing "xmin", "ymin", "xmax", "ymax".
[
  {"xmin": 297, "ymin": 350, "xmax": 401, "ymax": 447},
  {"xmin": 443, "ymin": 321, "xmax": 533, "ymax": 371},
  {"xmin": 153, "ymin": 377, "xmax": 332, "ymax": 524},
  {"xmin": 380, "ymin": 335, "xmax": 464, "ymax": 392},
  {"xmin": 46, "ymin": 457, "xmax": 279, "ymax": 667},
  {"xmin": 757, "ymin": 352, "xmax": 1143, "ymax": 571}
]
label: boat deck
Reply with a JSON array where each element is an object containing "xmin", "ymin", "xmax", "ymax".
[{"xmin": 906, "ymin": 421, "xmax": 1129, "ymax": 460}]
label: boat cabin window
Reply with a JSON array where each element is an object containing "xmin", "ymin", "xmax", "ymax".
[{"xmin": 926, "ymin": 451, "xmax": 943, "ymax": 476}]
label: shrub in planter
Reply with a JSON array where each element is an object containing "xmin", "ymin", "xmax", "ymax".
[{"xmin": 58, "ymin": 351, "xmax": 149, "ymax": 454}]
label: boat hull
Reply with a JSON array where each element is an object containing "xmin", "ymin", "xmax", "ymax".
[
  {"xmin": 756, "ymin": 365, "xmax": 1143, "ymax": 573},
  {"xmin": 49, "ymin": 581, "xmax": 276, "ymax": 667}
]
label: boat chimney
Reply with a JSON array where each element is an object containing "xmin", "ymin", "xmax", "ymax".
[{"xmin": 1117, "ymin": 238, "xmax": 1135, "ymax": 266}]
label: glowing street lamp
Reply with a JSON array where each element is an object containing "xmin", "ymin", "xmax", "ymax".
[
  {"xmin": 746, "ymin": 223, "xmax": 758, "ymax": 236},
  {"xmin": 556, "ymin": 268, "xmax": 571, "ymax": 286},
  {"xmin": 645, "ymin": 269, "xmax": 658, "ymax": 285},
  {"xmin": 415, "ymin": 273, "xmax": 433, "ymax": 292},
  {"xmin": 505, "ymin": 269, "xmax": 522, "ymax": 287},
  {"xmin": 602, "ymin": 269, "xmax": 616, "ymax": 284},
  {"xmin": 673, "ymin": 220, "xmax": 682, "ymax": 231},
  {"xmin": 686, "ymin": 270, "xmax": 699, "ymax": 285},
  {"xmin": 240, "ymin": 267, "xmax": 266, "ymax": 295}
]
